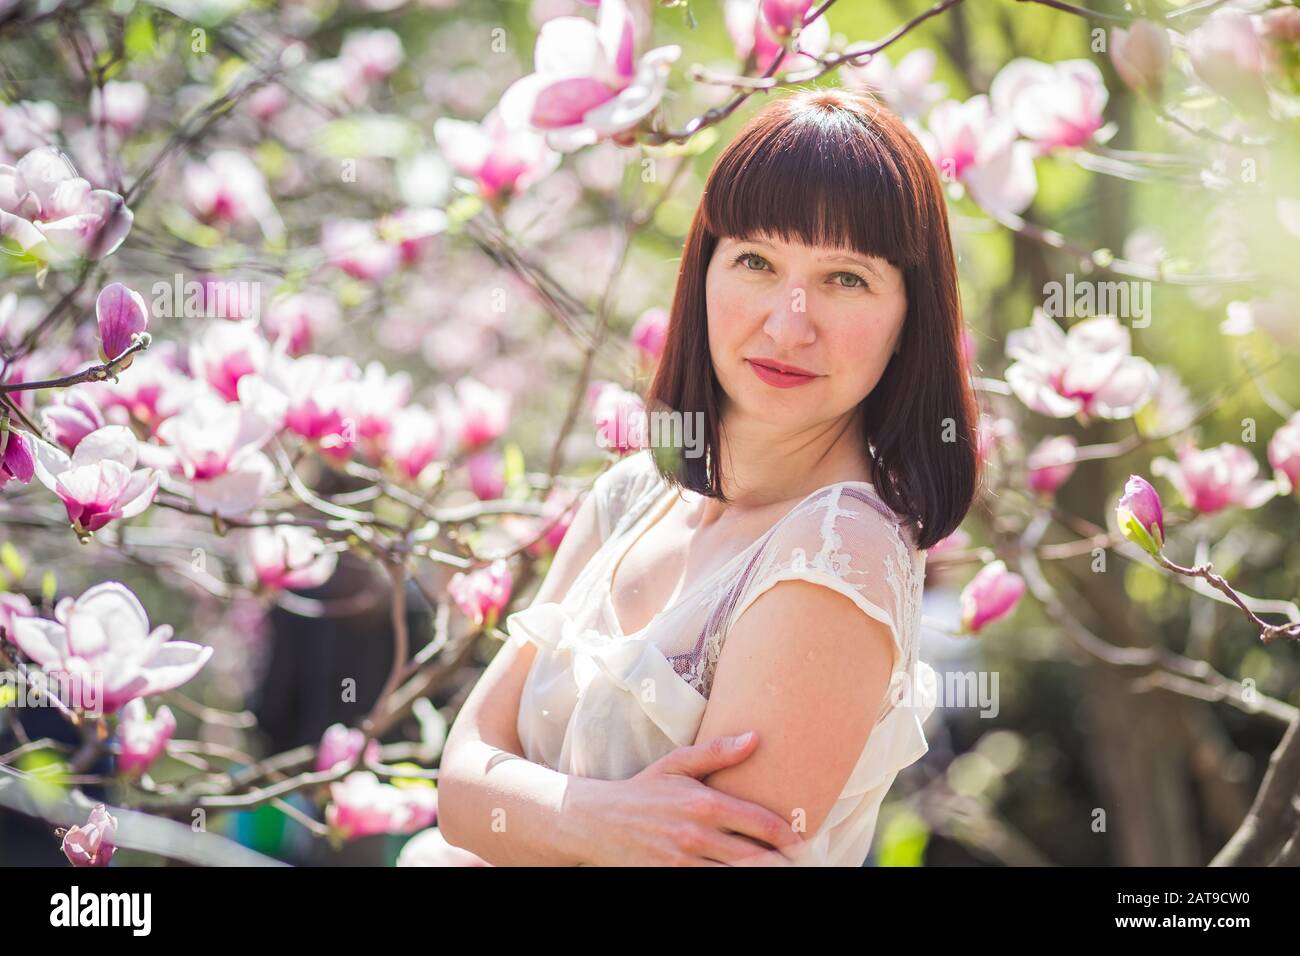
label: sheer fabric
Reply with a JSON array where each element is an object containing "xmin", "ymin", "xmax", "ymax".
[{"xmin": 507, "ymin": 449, "xmax": 937, "ymax": 866}]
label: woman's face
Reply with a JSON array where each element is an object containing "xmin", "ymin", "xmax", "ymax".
[{"xmin": 704, "ymin": 230, "xmax": 908, "ymax": 429}]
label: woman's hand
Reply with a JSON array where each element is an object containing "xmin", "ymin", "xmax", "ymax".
[{"xmin": 568, "ymin": 732, "xmax": 808, "ymax": 866}]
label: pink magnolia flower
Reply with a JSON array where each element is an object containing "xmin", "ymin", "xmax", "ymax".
[
  {"xmin": 386, "ymin": 404, "xmax": 443, "ymax": 482},
  {"xmin": 434, "ymin": 108, "xmax": 561, "ymax": 202},
  {"xmin": 443, "ymin": 378, "xmax": 510, "ymax": 452},
  {"xmin": 253, "ymin": 352, "xmax": 359, "ymax": 460},
  {"xmin": 10, "ymin": 581, "xmax": 212, "ymax": 714},
  {"xmin": 262, "ymin": 292, "xmax": 342, "ymax": 357},
  {"xmin": 525, "ymin": 485, "xmax": 579, "ymax": 558},
  {"xmin": 183, "ymin": 150, "xmax": 282, "ymax": 240},
  {"xmin": 326, "ymin": 771, "xmax": 438, "ymax": 840},
  {"xmin": 343, "ymin": 360, "xmax": 412, "ymax": 454},
  {"xmin": 381, "ymin": 208, "xmax": 448, "ymax": 266},
  {"xmin": 467, "ymin": 449, "xmax": 506, "ymax": 501},
  {"xmin": 95, "ymin": 282, "xmax": 148, "ymax": 366},
  {"xmin": 398, "ymin": 827, "xmax": 492, "ymax": 867},
  {"xmin": 41, "ymin": 388, "xmax": 105, "ymax": 452},
  {"xmin": 845, "ymin": 48, "xmax": 947, "ymax": 119},
  {"xmin": 0, "ymin": 425, "xmax": 35, "ymax": 488},
  {"xmin": 1269, "ymin": 412, "xmax": 1300, "ymax": 494},
  {"xmin": 245, "ymin": 525, "xmax": 338, "ymax": 592},
  {"xmin": 0, "ymin": 146, "xmax": 133, "ymax": 264},
  {"xmin": 89, "ymin": 81, "xmax": 149, "ymax": 136},
  {"xmin": 248, "ymin": 84, "xmax": 289, "ymax": 125},
  {"xmin": 0, "ymin": 100, "xmax": 60, "ymax": 163},
  {"xmin": 116, "ymin": 698, "xmax": 176, "ymax": 776},
  {"xmin": 93, "ymin": 352, "xmax": 194, "ymax": 434},
  {"xmin": 340, "ymin": 28, "xmax": 404, "ymax": 85},
  {"xmin": 316, "ymin": 722, "xmax": 381, "ymax": 773},
  {"xmin": 917, "ymin": 95, "xmax": 1037, "ymax": 215},
  {"xmin": 1188, "ymin": 10, "xmax": 1272, "ymax": 114},
  {"xmin": 1151, "ymin": 439, "xmax": 1278, "ymax": 514},
  {"xmin": 631, "ymin": 306, "xmax": 668, "ymax": 365},
  {"xmin": 321, "ymin": 218, "xmax": 401, "ymax": 282},
  {"xmin": 154, "ymin": 387, "xmax": 281, "ymax": 517},
  {"xmin": 760, "ymin": 0, "xmax": 815, "ymax": 36},
  {"xmin": 1110, "ymin": 21, "xmax": 1171, "ymax": 100},
  {"xmin": 590, "ymin": 380, "xmax": 647, "ymax": 453},
  {"xmin": 190, "ymin": 320, "xmax": 269, "ymax": 402},
  {"xmin": 497, "ymin": 0, "xmax": 682, "ymax": 152},
  {"xmin": 959, "ymin": 560, "xmax": 1025, "ymax": 634},
  {"xmin": 1116, "ymin": 474, "xmax": 1165, "ymax": 556},
  {"xmin": 989, "ymin": 58, "xmax": 1108, "ymax": 154},
  {"xmin": 30, "ymin": 426, "xmax": 161, "ymax": 535},
  {"xmin": 725, "ymin": 0, "xmax": 830, "ymax": 75},
  {"xmin": 448, "ymin": 559, "xmax": 513, "ymax": 630},
  {"xmin": 1220, "ymin": 291, "xmax": 1300, "ymax": 351},
  {"xmin": 976, "ymin": 412, "xmax": 1018, "ymax": 469},
  {"xmin": 0, "ymin": 591, "xmax": 36, "ymax": 642},
  {"xmin": 1026, "ymin": 434, "xmax": 1078, "ymax": 496},
  {"xmin": 61, "ymin": 805, "xmax": 117, "ymax": 867},
  {"xmin": 1005, "ymin": 311, "xmax": 1157, "ymax": 421}
]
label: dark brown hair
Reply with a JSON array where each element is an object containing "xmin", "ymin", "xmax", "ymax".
[{"xmin": 647, "ymin": 87, "xmax": 980, "ymax": 550}]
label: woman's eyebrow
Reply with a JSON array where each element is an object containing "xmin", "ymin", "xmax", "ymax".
[{"xmin": 820, "ymin": 252, "xmax": 883, "ymax": 278}]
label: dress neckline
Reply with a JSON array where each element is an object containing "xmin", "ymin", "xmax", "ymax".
[{"xmin": 601, "ymin": 472, "xmax": 879, "ymax": 639}]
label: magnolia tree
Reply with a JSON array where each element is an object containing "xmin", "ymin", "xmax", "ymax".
[{"xmin": 0, "ymin": 0, "xmax": 1297, "ymax": 867}]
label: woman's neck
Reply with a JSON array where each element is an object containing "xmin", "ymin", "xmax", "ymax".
[{"xmin": 694, "ymin": 407, "xmax": 873, "ymax": 527}]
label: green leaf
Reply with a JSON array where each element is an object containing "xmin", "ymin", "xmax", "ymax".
[
  {"xmin": 125, "ymin": 10, "xmax": 158, "ymax": 60},
  {"xmin": 310, "ymin": 115, "xmax": 422, "ymax": 160},
  {"xmin": 0, "ymin": 542, "xmax": 24, "ymax": 581},
  {"xmin": 502, "ymin": 442, "xmax": 526, "ymax": 494},
  {"xmin": 876, "ymin": 808, "xmax": 930, "ymax": 867}
]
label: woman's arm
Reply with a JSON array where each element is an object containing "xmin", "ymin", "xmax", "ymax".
[
  {"xmin": 689, "ymin": 580, "xmax": 898, "ymax": 853},
  {"xmin": 437, "ymin": 480, "xmax": 615, "ymax": 865},
  {"xmin": 438, "ymin": 465, "xmax": 807, "ymax": 866}
]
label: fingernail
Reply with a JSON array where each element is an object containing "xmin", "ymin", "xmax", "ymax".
[{"xmin": 733, "ymin": 731, "xmax": 754, "ymax": 747}]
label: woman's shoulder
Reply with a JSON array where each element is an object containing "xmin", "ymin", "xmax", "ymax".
[
  {"xmin": 778, "ymin": 480, "xmax": 922, "ymax": 557},
  {"xmin": 590, "ymin": 449, "xmax": 665, "ymax": 542}
]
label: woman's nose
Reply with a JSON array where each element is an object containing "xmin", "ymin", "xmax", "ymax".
[{"xmin": 761, "ymin": 282, "xmax": 817, "ymax": 348}]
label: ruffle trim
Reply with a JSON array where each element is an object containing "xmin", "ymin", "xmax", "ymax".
[
  {"xmin": 824, "ymin": 658, "xmax": 937, "ymax": 830},
  {"xmin": 506, "ymin": 601, "xmax": 707, "ymax": 748}
]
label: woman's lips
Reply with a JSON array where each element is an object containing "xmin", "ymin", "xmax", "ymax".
[{"xmin": 746, "ymin": 359, "xmax": 819, "ymax": 388}]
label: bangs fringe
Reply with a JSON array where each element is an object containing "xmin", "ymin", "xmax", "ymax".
[{"xmin": 701, "ymin": 89, "xmax": 928, "ymax": 269}]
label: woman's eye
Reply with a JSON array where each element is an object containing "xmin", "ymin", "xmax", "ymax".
[
  {"xmin": 832, "ymin": 271, "xmax": 868, "ymax": 289},
  {"xmin": 733, "ymin": 251, "xmax": 768, "ymax": 271}
]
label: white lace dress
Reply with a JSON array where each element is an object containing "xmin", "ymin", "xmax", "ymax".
[{"xmin": 506, "ymin": 449, "xmax": 937, "ymax": 866}]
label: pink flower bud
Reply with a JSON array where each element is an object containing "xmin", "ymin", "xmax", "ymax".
[
  {"xmin": 316, "ymin": 722, "xmax": 382, "ymax": 773},
  {"xmin": 1115, "ymin": 474, "xmax": 1165, "ymax": 556},
  {"xmin": 0, "ymin": 426, "xmax": 35, "ymax": 487},
  {"xmin": 116, "ymin": 698, "xmax": 176, "ymax": 775},
  {"xmin": 42, "ymin": 388, "xmax": 104, "ymax": 451},
  {"xmin": 631, "ymin": 307, "xmax": 669, "ymax": 365},
  {"xmin": 1110, "ymin": 21, "xmax": 1171, "ymax": 99},
  {"xmin": 1188, "ymin": 11, "xmax": 1271, "ymax": 114},
  {"xmin": 1268, "ymin": 412, "xmax": 1300, "ymax": 494},
  {"xmin": 95, "ymin": 282, "xmax": 148, "ymax": 366},
  {"xmin": 61, "ymin": 804, "xmax": 117, "ymax": 867},
  {"xmin": 1026, "ymin": 434, "xmax": 1078, "ymax": 496},
  {"xmin": 467, "ymin": 449, "xmax": 506, "ymax": 501},
  {"xmin": 761, "ymin": 0, "xmax": 815, "ymax": 37},
  {"xmin": 959, "ymin": 560, "xmax": 1025, "ymax": 634},
  {"xmin": 448, "ymin": 559, "xmax": 513, "ymax": 631}
]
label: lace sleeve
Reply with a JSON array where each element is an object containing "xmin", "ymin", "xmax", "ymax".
[
  {"xmin": 698, "ymin": 486, "xmax": 924, "ymax": 704},
  {"xmin": 590, "ymin": 449, "xmax": 663, "ymax": 543}
]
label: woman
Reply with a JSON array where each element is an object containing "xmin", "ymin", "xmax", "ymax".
[{"xmin": 437, "ymin": 88, "xmax": 980, "ymax": 866}]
